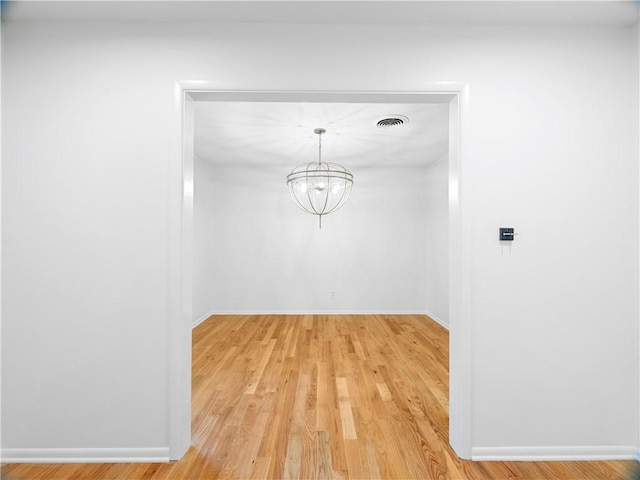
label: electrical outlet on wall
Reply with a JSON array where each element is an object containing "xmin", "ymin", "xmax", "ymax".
[{"xmin": 331, "ymin": 291, "xmax": 335, "ymax": 299}]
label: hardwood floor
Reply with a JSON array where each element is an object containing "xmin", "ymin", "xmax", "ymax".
[{"xmin": 2, "ymin": 314, "xmax": 637, "ymax": 479}]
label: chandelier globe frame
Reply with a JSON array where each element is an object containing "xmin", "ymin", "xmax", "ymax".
[{"xmin": 286, "ymin": 128, "xmax": 354, "ymax": 228}]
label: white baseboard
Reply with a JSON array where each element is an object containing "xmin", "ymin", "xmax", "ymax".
[
  {"xmin": 193, "ymin": 311, "xmax": 449, "ymax": 330},
  {"xmin": 1, "ymin": 447, "xmax": 170, "ymax": 464},
  {"xmin": 194, "ymin": 310, "xmax": 433, "ymax": 317},
  {"xmin": 471, "ymin": 445, "xmax": 638, "ymax": 461},
  {"xmin": 423, "ymin": 310, "xmax": 449, "ymax": 330},
  {"xmin": 192, "ymin": 311, "xmax": 216, "ymax": 329}
]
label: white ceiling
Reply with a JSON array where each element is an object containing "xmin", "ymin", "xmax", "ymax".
[
  {"xmin": 193, "ymin": 101, "xmax": 450, "ymax": 169},
  {"xmin": 3, "ymin": 0, "xmax": 638, "ymax": 26},
  {"xmin": 8, "ymin": 0, "xmax": 634, "ymax": 168}
]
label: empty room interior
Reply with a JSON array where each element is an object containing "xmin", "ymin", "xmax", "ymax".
[{"xmin": 2, "ymin": 1, "xmax": 640, "ymax": 479}]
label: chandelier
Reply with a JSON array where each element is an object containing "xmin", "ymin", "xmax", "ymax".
[{"xmin": 286, "ymin": 128, "xmax": 354, "ymax": 228}]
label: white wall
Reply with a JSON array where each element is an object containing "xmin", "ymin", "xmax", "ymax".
[
  {"xmin": 424, "ymin": 154, "xmax": 449, "ymax": 328},
  {"xmin": 0, "ymin": 18, "xmax": 4, "ymax": 458},
  {"xmin": 193, "ymin": 161, "xmax": 430, "ymax": 319},
  {"xmin": 2, "ymin": 20, "xmax": 638, "ymax": 460},
  {"xmin": 634, "ymin": 20, "xmax": 640, "ymax": 461},
  {"xmin": 193, "ymin": 156, "xmax": 217, "ymax": 325}
]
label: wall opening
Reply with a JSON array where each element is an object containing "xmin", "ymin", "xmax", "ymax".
[{"xmin": 171, "ymin": 88, "xmax": 471, "ymax": 460}]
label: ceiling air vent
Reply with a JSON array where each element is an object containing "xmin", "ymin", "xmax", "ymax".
[{"xmin": 376, "ymin": 115, "xmax": 409, "ymax": 129}]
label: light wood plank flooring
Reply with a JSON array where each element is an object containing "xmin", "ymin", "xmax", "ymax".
[{"xmin": 2, "ymin": 314, "xmax": 637, "ymax": 479}]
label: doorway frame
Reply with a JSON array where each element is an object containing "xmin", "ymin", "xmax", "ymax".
[{"xmin": 168, "ymin": 85, "xmax": 472, "ymax": 460}]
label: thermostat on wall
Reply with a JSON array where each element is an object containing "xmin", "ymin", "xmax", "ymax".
[{"xmin": 499, "ymin": 227, "xmax": 515, "ymax": 241}]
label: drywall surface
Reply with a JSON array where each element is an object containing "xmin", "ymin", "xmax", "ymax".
[
  {"xmin": 634, "ymin": 21, "xmax": 640, "ymax": 460},
  {"xmin": 0, "ymin": 19, "xmax": 3, "ymax": 458},
  {"xmin": 193, "ymin": 163, "xmax": 429, "ymax": 317},
  {"xmin": 2, "ymin": 20, "xmax": 637, "ymax": 458},
  {"xmin": 424, "ymin": 154, "xmax": 449, "ymax": 328},
  {"xmin": 193, "ymin": 156, "xmax": 218, "ymax": 325}
]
